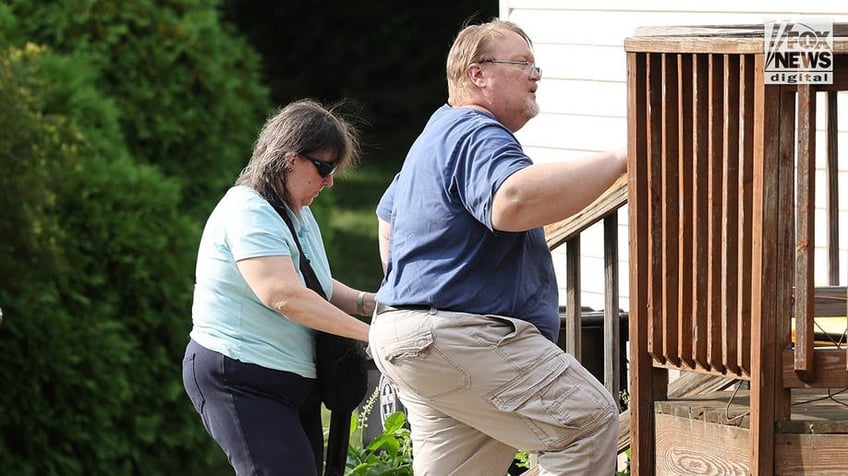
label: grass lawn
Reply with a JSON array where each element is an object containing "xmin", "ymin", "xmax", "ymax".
[
  {"xmin": 326, "ymin": 158, "xmax": 399, "ymax": 292},
  {"xmin": 320, "ymin": 157, "xmax": 399, "ymax": 450}
]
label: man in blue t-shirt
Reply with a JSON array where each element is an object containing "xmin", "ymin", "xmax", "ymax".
[{"xmin": 369, "ymin": 19, "xmax": 627, "ymax": 476}]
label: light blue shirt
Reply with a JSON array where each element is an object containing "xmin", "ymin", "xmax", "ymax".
[{"xmin": 190, "ymin": 185, "xmax": 332, "ymax": 378}]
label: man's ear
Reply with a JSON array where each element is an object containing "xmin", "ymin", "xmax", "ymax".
[{"xmin": 467, "ymin": 63, "xmax": 487, "ymax": 87}]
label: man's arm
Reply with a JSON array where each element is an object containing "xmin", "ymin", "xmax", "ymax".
[
  {"xmin": 378, "ymin": 217, "xmax": 391, "ymax": 274},
  {"xmin": 491, "ymin": 148, "xmax": 626, "ymax": 232}
]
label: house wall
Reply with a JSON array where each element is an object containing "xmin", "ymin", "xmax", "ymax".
[{"xmin": 499, "ymin": 0, "xmax": 848, "ymax": 311}]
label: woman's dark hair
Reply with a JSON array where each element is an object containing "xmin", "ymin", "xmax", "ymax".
[{"xmin": 235, "ymin": 99, "xmax": 361, "ymax": 203}]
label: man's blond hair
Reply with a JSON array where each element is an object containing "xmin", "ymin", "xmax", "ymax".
[{"xmin": 446, "ymin": 19, "xmax": 532, "ymax": 105}]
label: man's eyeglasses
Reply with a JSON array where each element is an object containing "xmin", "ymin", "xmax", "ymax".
[
  {"xmin": 298, "ymin": 152, "xmax": 336, "ymax": 178},
  {"xmin": 479, "ymin": 60, "xmax": 542, "ymax": 77}
]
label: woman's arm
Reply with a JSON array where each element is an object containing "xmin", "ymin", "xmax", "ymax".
[
  {"xmin": 330, "ymin": 280, "xmax": 376, "ymax": 317},
  {"xmin": 237, "ymin": 255, "xmax": 370, "ymax": 342}
]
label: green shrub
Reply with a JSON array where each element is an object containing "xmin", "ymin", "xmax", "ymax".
[
  {"xmin": 0, "ymin": 39, "xmax": 225, "ymax": 476},
  {"xmin": 0, "ymin": 43, "xmax": 131, "ymax": 476},
  {"xmin": 5, "ymin": 0, "xmax": 270, "ymax": 219}
]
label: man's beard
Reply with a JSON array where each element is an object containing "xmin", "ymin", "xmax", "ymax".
[{"xmin": 523, "ymin": 97, "xmax": 539, "ymax": 120}]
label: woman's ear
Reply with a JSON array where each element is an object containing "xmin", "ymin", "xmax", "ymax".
[{"xmin": 283, "ymin": 152, "xmax": 296, "ymax": 173}]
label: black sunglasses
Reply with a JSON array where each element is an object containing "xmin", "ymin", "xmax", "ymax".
[{"xmin": 298, "ymin": 152, "xmax": 337, "ymax": 178}]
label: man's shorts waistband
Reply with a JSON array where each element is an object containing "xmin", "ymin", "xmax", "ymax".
[{"xmin": 374, "ymin": 302, "xmax": 434, "ymax": 315}]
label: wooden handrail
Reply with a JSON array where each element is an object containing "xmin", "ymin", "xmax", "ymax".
[{"xmin": 544, "ymin": 174, "xmax": 628, "ymax": 250}]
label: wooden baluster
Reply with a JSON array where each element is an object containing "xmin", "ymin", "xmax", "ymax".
[
  {"xmin": 647, "ymin": 53, "xmax": 665, "ymax": 364},
  {"xmin": 738, "ymin": 55, "xmax": 755, "ymax": 376},
  {"xmin": 565, "ymin": 236, "xmax": 582, "ymax": 360},
  {"xmin": 692, "ymin": 53, "xmax": 709, "ymax": 370},
  {"xmin": 795, "ymin": 85, "xmax": 816, "ymax": 380},
  {"xmin": 603, "ymin": 213, "xmax": 621, "ymax": 403},
  {"xmin": 722, "ymin": 54, "xmax": 740, "ymax": 375},
  {"xmin": 677, "ymin": 53, "xmax": 695, "ymax": 369},
  {"xmin": 707, "ymin": 53, "xmax": 725, "ymax": 373},
  {"xmin": 826, "ymin": 91, "xmax": 840, "ymax": 286},
  {"xmin": 662, "ymin": 53, "xmax": 680, "ymax": 367}
]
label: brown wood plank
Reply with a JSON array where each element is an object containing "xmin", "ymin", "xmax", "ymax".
[
  {"xmin": 655, "ymin": 388, "xmax": 848, "ymax": 429},
  {"xmin": 775, "ymin": 81, "xmax": 797, "ymax": 421},
  {"xmin": 661, "ymin": 53, "xmax": 681, "ymax": 367},
  {"xmin": 617, "ymin": 373, "xmax": 738, "ymax": 452},
  {"xmin": 625, "ymin": 24, "xmax": 848, "ymax": 55},
  {"xmin": 782, "ymin": 350, "xmax": 848, "ymax": 388},
  {"xmin": 647, "ymin": 53, "xmax": 665, "ymax": 365},
  {"xmin": 626, "ymin": 51, "xmax": 655, "ymax": 476},
  {"xmin": 707, "ymin": 54, "xmax": 725, "ymax": 372},
  {"xmin": 655, "ymin": 414, "xmax": 750, "ymax": 475},
  {"xmin": 676, "ymin": 53, "xmax": 695, "ymax": 369},
  {"xmin": 795, "ymin": 85, "xmax": 817, "ymax": 379},
  {"xmin": 826, "ymin": 91, "xmax": 840, "ymax": 285},
  {"xmin": 738, "ymin": 55, "xmax": 755, "ymax": 376},
  {"xmin": 722, "ymin": 54, "xmax": 741, "ymax": 375},
  {"xmin": 603, "ymin": 214, "xmax": 622, "ymax": 401},
  {"xmin": 692, "ymin": 53, "xmax": 710, "ymax": 371},
  {"xmin": 565, "ymin": 237, "xmax": 581, "ymax": 359},
  {"xmin": 775, "ymin": 434, "xmax": 848, "ymax": 475},
  {"xmin": 749, "ymin": 55, "xmax": 782, "ymax": 476}
]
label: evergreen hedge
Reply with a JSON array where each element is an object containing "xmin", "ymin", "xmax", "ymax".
[
  {"xmin": 0, "ymin": 1, "xmax": 290, "ymax": 473},
  {"xmin": 6, "ymin": 0, "xmax": 271, "ymax": 218},
  {"xmin": 0, "ymin": 39, "xmax": 230, "ymax": 475}
]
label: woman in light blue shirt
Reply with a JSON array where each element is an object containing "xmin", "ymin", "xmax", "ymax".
[{"xmin": 182, "ymin": 99, "xmax": 374, "ymax": 475}]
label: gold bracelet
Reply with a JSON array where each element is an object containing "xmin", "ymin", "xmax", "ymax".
[{"xmin": 356, "ymin": 291, "xmax": 366, "ymax": 315}]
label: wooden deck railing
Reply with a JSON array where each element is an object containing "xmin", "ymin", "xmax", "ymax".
[
  {"xmin": 536, "ymin": 24, "xmax": 848, "ymax": 476},
  {"xmin": 545, "ymin": 175, "xmax": 628, "ymax": 402},
  {"xmin": 625, "ymin": 24, "xmax": 848, "ymax": 475},
  {"xmin": 544, "ymin": 175, "xmax": 628, "ymax": 403}
]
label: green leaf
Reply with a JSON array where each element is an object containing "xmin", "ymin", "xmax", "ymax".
[{"xmin": 383, "ymin": 411, "xmax": 406, "ymax": 433}]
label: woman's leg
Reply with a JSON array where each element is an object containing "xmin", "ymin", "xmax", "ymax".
[{"xmin": 182, "ymin": 339, "xmax": 322, "ymax": 475}]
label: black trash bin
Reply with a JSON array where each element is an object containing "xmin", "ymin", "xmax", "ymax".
[
  {"xmin": 359, "ymin": 359, "xmax": 408, "ymax": 445},
  {"xmin": 557, "ymin": 306, "xmax": 629, "ymax": 393}
]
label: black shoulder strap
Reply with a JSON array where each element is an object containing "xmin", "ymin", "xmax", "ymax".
[
  {"xmin": 268, "ymin": 200, "xmax": 357, "ymax": 476},
  {"xmin": 272, "ymin": 204, "xmax": 327, "ymax": 301}
]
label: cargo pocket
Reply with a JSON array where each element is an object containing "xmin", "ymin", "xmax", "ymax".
[
  {"xmin": 487, "ymin": 351, "xmax": 611, "ymax": 449},
  {"xmin": 469, "ymin": 314, "xmax": 519, "ymax": 347},
  {"xmin": 379, "ymin": 328, "xmax": 470, "ymax": 399}
]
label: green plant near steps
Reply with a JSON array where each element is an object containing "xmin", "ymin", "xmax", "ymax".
[
  {"xmin": 346, "ymin": 411, "xmax": 413, "ymax": 475},
  {"xmin": 514, "ymin": 450, "xmax": 531, "ymax": 469},
  {"xmin": 346, "ymin": 389, "xmax": 413, "ymax": 476},
  {"xmin": 343, "ymin": 383, "xmax": 630, "ymax": 475}
]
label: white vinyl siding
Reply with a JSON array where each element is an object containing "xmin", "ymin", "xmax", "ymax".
[{"xmin": 500, "ymin": 0, "xmax": 848, "ymax": 311}]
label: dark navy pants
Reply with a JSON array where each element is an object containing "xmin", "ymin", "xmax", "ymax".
[{"xmin": 182, "ymin": 339, "xmax": 323, "ymax": 475}]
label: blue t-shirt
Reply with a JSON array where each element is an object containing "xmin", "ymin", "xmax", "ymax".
[
  {"xmin": 190, "ymin": 185, "xmax": 333, "ymax": 378},
  {"xmin": 376, "ymin": 104, "xmax": 560, "ymax": 341}
]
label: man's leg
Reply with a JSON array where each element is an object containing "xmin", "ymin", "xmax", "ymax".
[
  {"xmin": 399, "ymin": 389, "xmax": 517, "ymax": 476},
  {"xmin": 370, "ymin": 309, "xmax": 619, "ymax": 476}
]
